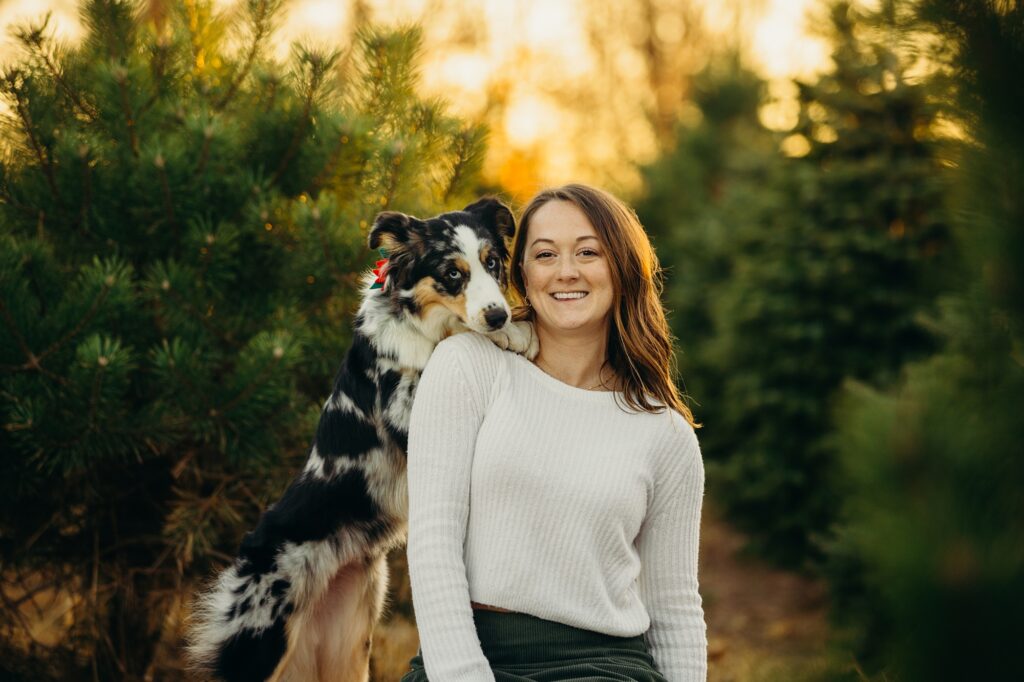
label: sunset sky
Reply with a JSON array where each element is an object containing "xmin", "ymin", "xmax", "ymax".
[{"xmin": 0, "ymin": 0, "xmax": 835, "ymax": 196}]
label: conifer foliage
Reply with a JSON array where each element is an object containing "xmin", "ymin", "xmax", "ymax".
[
  {"xmin": 829, "ymin": 1, "xmax": 1024, "ymax": 677},
  {"xmin": 0, "ymin": 1, "xmax": 486, "ymax": 678},
  {"xmin": 706, "ymin": 2, "xmax": 950, "ymax": 567},
  {"xmin": 640, "ymin": 2, "xmax": 950, "ymax": 567}
]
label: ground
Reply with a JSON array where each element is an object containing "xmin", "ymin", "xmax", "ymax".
[{"xmin": 700, "ymin": 503, "xmax": 837, "ymax": 681}]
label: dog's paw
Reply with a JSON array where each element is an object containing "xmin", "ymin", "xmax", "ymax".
[{"xmin": 487, "ymin": 320, "xmax": 538, "ymax": 359}]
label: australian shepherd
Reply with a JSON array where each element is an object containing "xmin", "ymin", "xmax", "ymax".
[{"xmin": 187, "ymin": 197, "xmax": 536, "ymax": 681}]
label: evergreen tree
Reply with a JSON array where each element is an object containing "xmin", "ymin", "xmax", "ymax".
[
  {"xmin": 702, "ymin": 1, "xmax": 950, "ymax": 567},
  {"xmin": 0, "ymin": 1, "xmax": 486, "ymax": 678},
  {"xmin": 636, "ymin": 56, "xmax": 777, "ymax": 464},
  {"xmin": 641, "ymin": 1, "xmax": 951, "ymax": 568},
  {"xmin": 829, "ymin": 0, "xmax": 1024, "ymax": 678}
]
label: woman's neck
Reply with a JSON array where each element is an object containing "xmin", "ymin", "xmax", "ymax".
[{"xmin": 532, "ymin": 324, "xmax": 614, "ymax": 390}]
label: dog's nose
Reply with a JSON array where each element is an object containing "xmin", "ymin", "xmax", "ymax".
[{"xmin": 483, "ymin": 307, "xmax": 508, "ymax": 330}]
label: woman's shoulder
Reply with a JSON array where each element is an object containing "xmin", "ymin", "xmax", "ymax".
[
  {"xmin": 648, "ymin": 407, "xmax": 701, "ymax": 467},
  {"xmin": 428, "ymin": 332, "xmax": 509, "ymax": 385},
  {"xmin": 432, "ymin": 331, "xmax": 506, "ymax": 363},
  {"xmin": 435, "ymin": 329, "xmax": 502, "ymax": 352}
]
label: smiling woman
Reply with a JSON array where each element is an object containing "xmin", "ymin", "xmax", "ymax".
[
  {"xmin": 511, "ymin": 184, "xmax": 697, "ymax": 418},
  {"xmin": 402, "ymin": 183, "xmax": 707, "ymax": 682}
]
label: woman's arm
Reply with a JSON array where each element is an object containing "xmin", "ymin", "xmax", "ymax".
[
  {"xmin": 406, "ymin": 335, "xmax": 497, "ymax": 682},
  {"xmin": 636, "ymin": 423, "xmax": 708, "ymax": 681}
]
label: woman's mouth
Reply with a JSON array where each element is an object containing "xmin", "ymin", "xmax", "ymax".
[{"xmin": 551, "ymin": 292, "xmax": 588, "ymax": 300}]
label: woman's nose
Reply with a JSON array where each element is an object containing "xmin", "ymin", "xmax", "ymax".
[{"xmin": 557, "ymin": 257, "xmax": 580, "ymax": 280}]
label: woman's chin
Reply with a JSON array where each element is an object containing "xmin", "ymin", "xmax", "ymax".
[{"xmin": 537, "ymin": 316, "xmax": 608, "ymax": 338}]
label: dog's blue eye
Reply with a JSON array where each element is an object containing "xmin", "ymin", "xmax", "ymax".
[
  {"xmin": 485, "ymin": 257, "xmax": 497, "ymax": 270},
  {"xmin": 446, "ymin": 269, "xmax": 463, "ymax": 281}
]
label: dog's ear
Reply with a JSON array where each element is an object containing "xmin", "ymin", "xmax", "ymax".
[
  {"xmin": 369, "ymin": 211, "xmax": 422, "ymax": 252},
  {"xmin": 464, "ymin": 197, "xmax": 515, "ymax": 240}
]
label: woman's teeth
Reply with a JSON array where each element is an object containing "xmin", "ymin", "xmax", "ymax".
[{"xmin": 552, "ymin": 292, "xmax": 587, "ymax": 300}]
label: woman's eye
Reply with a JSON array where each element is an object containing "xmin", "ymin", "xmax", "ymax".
[
  {"xmin": 578, "ymin": 249, "xmax": 599, "ymax": 257},
  {"xmin": 535, "ymin": 251, "xmax": 554, "ymax": 259}
]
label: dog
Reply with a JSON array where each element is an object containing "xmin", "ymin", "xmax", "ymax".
[{"xmin": 187, "ymin": 197, "xmax": 536, "ymax": 681}]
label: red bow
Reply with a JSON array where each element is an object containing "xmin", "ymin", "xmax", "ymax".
[{"xmin": 370, "ymin": 258, "xmax": 389, "ymax": 289}]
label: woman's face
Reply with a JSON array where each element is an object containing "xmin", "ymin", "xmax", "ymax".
[{"xmin": 521, "ymin": 200, "xmax": 615, "ymax": 340}]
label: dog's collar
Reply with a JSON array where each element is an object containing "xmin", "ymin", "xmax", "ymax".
[
  {"xmin": 370, "ymin": 258, "xmax": 389, "ymax": 290},
  {"xmin": 370, "ymin": 248, "xmax": 390, "ymax": 290}
]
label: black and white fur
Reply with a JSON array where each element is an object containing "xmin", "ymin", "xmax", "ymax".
[{"xmin": 187, "ymin": 198, "xmax": 536, "ymax": 682}]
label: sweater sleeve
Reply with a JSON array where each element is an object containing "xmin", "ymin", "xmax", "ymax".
[
  {"xmin": 636, "ymin": 418, "xmax": 708, "ymax": 681},
  {"xmin": 406, "ymin": 334, "xmax": 498, "ymax": 682}
]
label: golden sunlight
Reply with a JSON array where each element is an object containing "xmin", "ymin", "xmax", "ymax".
[{"xmin": 1, "ymin": 0, "xmax": 831, "ymax": 195}]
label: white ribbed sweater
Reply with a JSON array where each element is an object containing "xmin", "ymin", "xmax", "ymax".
[{"xmin": 406, "ymin": 332, "xmax": 707, "ymax": 681}]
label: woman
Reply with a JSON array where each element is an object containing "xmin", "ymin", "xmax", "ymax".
[{"xmin": 402, "ymin": 184, "xmax": 707, "ymax": 681}]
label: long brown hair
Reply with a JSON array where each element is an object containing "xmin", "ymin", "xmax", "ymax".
[{"xmin": 511, "ymin": 184, "xmax": 699, "ymax": 427}]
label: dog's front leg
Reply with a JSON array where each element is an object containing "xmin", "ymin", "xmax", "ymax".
[{"xmin": 484, "ymin": 320, "xmax": 539, "ymax": 359}]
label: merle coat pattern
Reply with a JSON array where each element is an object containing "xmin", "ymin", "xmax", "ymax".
[{"xmin": 188, "ymin": 198, "xmax": 536, "ymax": 682}]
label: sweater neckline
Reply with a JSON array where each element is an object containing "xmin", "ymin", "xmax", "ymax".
[{"xmin": 512, "ymin": 353, "xmax": 625, "ymax": 403}]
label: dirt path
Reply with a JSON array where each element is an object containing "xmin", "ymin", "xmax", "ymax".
[{"xmin": 701, "ymin": 503, "xmax": 833, "ymax": 681}]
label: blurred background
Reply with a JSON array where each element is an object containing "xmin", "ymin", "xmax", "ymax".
[{"xmin": 0, "ymin": 0, "xmax": 1020, "ymax": 680}]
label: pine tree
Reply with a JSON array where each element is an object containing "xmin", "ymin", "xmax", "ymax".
[
  {"xmin": 642, "ymin": 1, "xmax": 951, "ymax": 568},
  {"xmin": 0, "ymin": 1, "xmax": 486, "ymax": 678},
  {"xmin": 829, "ymin": 1, "xmax": 1024, "ymax": 677},
  {"xmin": 636, "ymin": 56, "xmax": 777, "ymax": 464}
]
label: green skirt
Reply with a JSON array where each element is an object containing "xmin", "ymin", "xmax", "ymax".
[{"xmin": 401, "ymin": 610, "xmax": 667, "ymax": 681}]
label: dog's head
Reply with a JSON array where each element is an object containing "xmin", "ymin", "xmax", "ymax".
[{"xmin": 368, "ymin": 197, "xmax": 515, "ymax": 334}]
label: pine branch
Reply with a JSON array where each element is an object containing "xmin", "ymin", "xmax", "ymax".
[
  {"xmin": 85, "ymin": 359, "xmax": 105, "ymax": 428},
  {"xmin": 443, "ymin": 148, "xmax": 469, "ymax": 204},
  {"xmin": 13, "ymin": 14, "xmax": 98, "ymax": 122},
  {"xmin": 78, "ymin": 148, "xmax": 93, "ymax": 235},
  {"xmin": 34, "ymin": 282, "xmax": 111, "ymax": 366},
  {"xmin": 195, "ymin": 125, "xmax": 213, "ymax": 175},
  {"xmin": 214, "ymin": 0, "xmax": 277, "ymax": 111},
  {"xmin": 137, "ymin": 35, "xmax": 173, "ymax": 119},
  {"xmin": 261, "ymin": 75, "xmax": 280, "ymax": 113},
  {"xmin": 270, "ymin": 47, "xmax": 339, "ymax": 186},
  {"xmin": 155, "ymin": 154, "xmax": 176, "ymax": 232},
  {"xmin": 0, "ymin": 299, "xmax": 66, "ymax": 385},
  {"xmin": 160, "ymin": 285, "xmax": 234, "ymax": 347},
  {"xmin": 113, "ymin": 67, "xmax": 139, "ymax": 156},
  {"xmin": 309, "ymin": 133, "xmax": 352, "ymax": 192},
  {"xmin": 1, "ymin": 69, "xmax": 61, "ymax": 201},
  {"xmin": 379, "ymin": 148, "xmax": 406, "ymax": 210},
  {"xmin": 442, "ymin": 128, "xmax": 482, "ymax": 204},
  {"xmin": 307, "ymin": 206, "xmax": 345, "ymax": 284},
  {"xmin": 0, "ymin": 184, "xmax": 41, "ymax": 220},
  {"xmin": 269, "ymin": 98, "xmax": 314, "ymax": 187},
  {"xmin": 215, "ymin": 352, "xmax": 285, "ymax": 415}
]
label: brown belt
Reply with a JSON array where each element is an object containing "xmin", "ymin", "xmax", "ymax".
[{"xmin": 470, "ymin": 601, "xmax": 515, "ymax": 613}]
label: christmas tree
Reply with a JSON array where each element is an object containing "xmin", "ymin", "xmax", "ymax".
[
  {"xmin": 637, "ymin": 55, "xmax": 777, "ymax": 476},
  {"xmin": 829, "ymin": 0, "xmax": 1024, "ymax": 677},
  {"xmin": 640, "ymin": 1, "xmax": 951, "ymax": 568},
  {"xmin": 0, "ymin": 1, "xmax": 486, "ymax": 678}
]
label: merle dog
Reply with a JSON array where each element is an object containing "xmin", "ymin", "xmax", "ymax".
[{"xmin": 188, "ymin": 198, "xmax": 536, "ymax": 681}]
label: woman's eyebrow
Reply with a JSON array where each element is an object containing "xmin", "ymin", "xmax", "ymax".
[{"xmin": 529, "ymin": 235, "xmax": 600, "ymax": 248}]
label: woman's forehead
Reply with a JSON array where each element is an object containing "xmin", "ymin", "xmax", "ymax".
[{"xmin": 527, "ymin": 200, "xmax": 597, "ymax": 243}]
